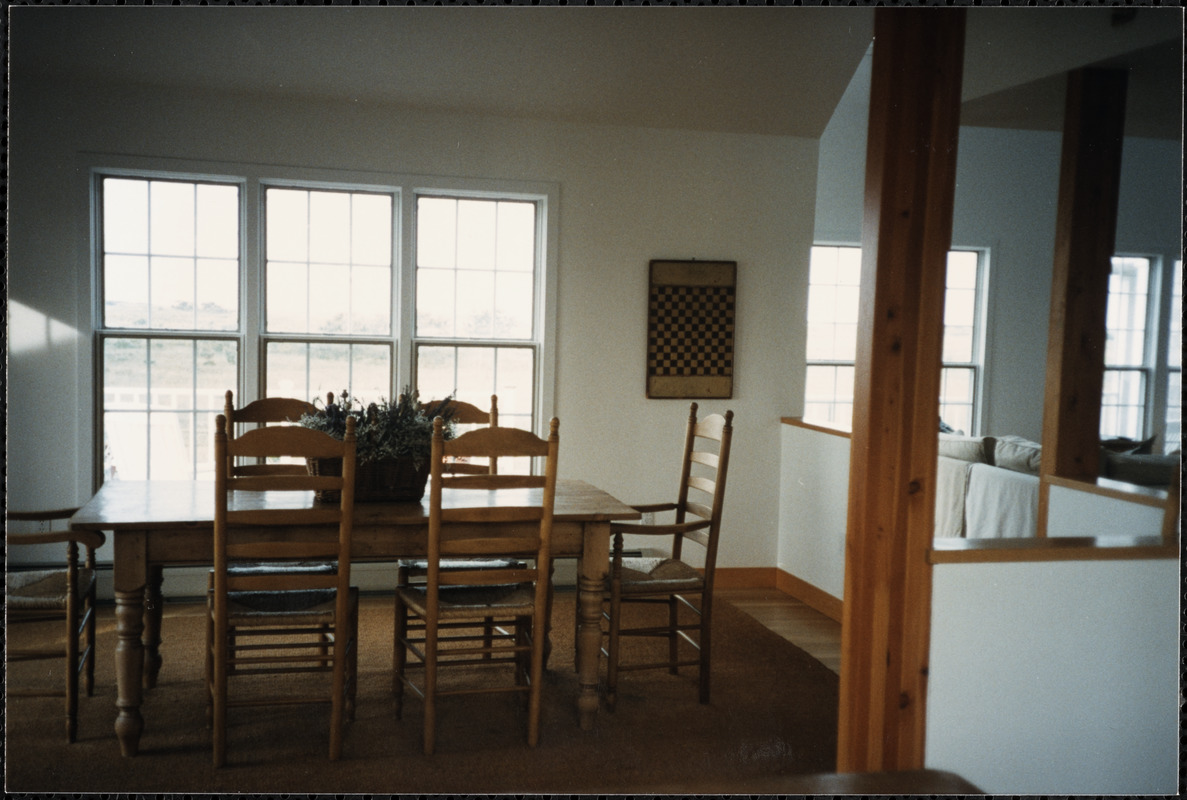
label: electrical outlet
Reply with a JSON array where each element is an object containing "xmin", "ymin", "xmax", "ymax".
[{"xmin": 641, "ymin": 511, "xmax": 655, "ymax": 526}]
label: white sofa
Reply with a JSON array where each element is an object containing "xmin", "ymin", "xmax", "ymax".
[{"xmin": 934, "ymin": 433, "xmax": 1178, "ymax": 540}]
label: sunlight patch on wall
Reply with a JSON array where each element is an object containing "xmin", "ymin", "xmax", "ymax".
[{"xmin": 9, "ymin": 299, "xmax": 79, "ymax": 355}]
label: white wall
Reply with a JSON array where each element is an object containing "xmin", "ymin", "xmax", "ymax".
[
  {"xmin": 778, "ymin": 424, "xmax": 849, "ymax": 599},
  {"xmin": 927, "ymin": 558, "xmax": 1179, "ymax": 794},
  {"xmin": 8, "ymin": 76, "xmax": 817, "ymax": 572},
  {"xmin": 814, "ymin": 55, "xmax": 1183, "ymax": 441},
  {"xmin": 781, "ymin": 424, "xmax": 1178, "ymax": 794}
]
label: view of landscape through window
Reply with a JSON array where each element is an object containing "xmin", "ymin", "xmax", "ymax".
[
  {"xmin": 804, "ymin": 245, "xmax": 984, "ymax": 434},
  {"xmin": 99, "ymin": 175, "xmax": 542, "ymax": 480}
]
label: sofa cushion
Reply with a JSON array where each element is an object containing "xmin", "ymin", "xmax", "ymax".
[
  {"xmin": 938, "ymin": 433, "xmax": 994, "ymax": 463},
  {"xmin": 994, "ymin": 435, "xmax": 1043, "ymax": 474},
  {"xmin": 1103, "ymin": 451, "xmax": 1179, "ymax": 487}
]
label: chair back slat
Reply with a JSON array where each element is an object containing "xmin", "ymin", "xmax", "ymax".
[
  {"xmin": 224, "ymin": 391, "xmax": 319, "ymax": 479},
  {"xmin": 423, "ymin": 395, "xmax": 500, "ymax": 475}
]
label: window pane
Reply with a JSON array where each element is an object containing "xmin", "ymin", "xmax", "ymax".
[
  {"xmin": 1167, "ymin": 261, "xmax": 1181, "ymax": 370},
  {"xmin": 457, "ymin": 200, "xmax": 497, "ymax": 271},
  {"xmin": 1105, "ymin": 257, "xmax": 1149, "ymax": 367},
  {"xmin": 309, "ymin": 191, "xmax": 351, "ymax": 264},
  {"xmin": 102, "ymin": 336, "xmax": 237, "ymax": 481},
  {"xmin": 266, "ymin": 262, "xmax": 309, "ymax": 332},
  {"xmin": 103, "ymin": 178, "xmax": 148, "ymax": 254},
  {"xmin": 416, "ymin": 196, "xmax": 536, "ymax": 342},
  {"xmin": 104, "ymin": 255, "xmax": 149, "ymax": 328},
  {"xmin": 196, "ymin": 183, "xmax": 239, "ymax": 259},
  {"xmin": 416, "ymin": 344, "xmax": 536, "ymax": 429},
  {"xmin": 264, "ymin": 341, "xmax": 391, "ymax": 404},
  {"xmin": 150, "ymin": 181, "xmax": 196, "ymax": 257},
  {"xmin": 267, "ymin": 189, "xmax": 309, "ymax": 263},
  {"xmin": 353, "ymin": 193, "xmax": 393, "ymax": 266},
  {"xmin": 196, "ymin": 259, "xmax": 239, "ymax": 331},
  {"xmin": 266, "ymin": 188, "xmax": 393, "ymax": 336},
  {"xmin": 102, "ymin": 177, "xmax": 239, "ymax": 332},
  {"xmin": 1101, "ymin": 368, "xmax": 1146, "ymax": 439},
  {"xmin": 1165, "ymin": 371, "xmax": 1181, "ymax": 454},
  {"xmin": 496, "ymin": 201, "xmax": 536, "ymax": 272}
]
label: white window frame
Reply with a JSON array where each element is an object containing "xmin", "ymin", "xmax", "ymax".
[
  {"xmin": 1103, "ymin": 253, "xmax": 1179, "ymax": 451},
  {"xmin": 87, "ymin": 155, "xmax": 558, "ymax": 485},
  {"xmin": 803, "ymin": 243, "xmax": 989, "ymax": 435}
]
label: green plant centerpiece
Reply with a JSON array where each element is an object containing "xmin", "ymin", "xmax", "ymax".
[{"xmin": 300, "ymin": 389, "xmax": 457, "ymax": 503}]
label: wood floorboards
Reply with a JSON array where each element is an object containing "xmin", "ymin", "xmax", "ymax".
[{"xmin": 717, "ymin": 587, "xmax": 842, "ymax": 674}]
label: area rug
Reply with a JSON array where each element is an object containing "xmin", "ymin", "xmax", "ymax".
[{"xmin": 4, "ymin": 591, "xmax": 838, "ymax": 794}]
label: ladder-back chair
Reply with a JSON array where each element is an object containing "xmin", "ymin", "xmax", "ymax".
[
  {"xmin": 206, "ymin": 414, "xmax": 358, "ymax": 767},
  {"xmin": 603, "ymin": 402, "xmax": 734, "ymax": 710},
  {"xmin": 393, "ymin": 416, "xmax": 559, "ymax": 754},
  {"xmin": 6, "ymin": 508, "xmax": 104, "ymax": 742}
]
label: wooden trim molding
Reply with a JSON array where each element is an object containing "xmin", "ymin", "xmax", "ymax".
[
  {"xmin": 781, "ymin": 416, "xmax": 852, "ymax": 439},
  {"xmin": 775, "ymin": 570, "xmax": 844, "ymax": 622},
  {"xmin": 930, "ymin": 535, "xmax": 1177, "ymax": 564}
]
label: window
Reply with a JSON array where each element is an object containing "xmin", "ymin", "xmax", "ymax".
[
  {"xmin": 96, "ymin": 165, "xmax": 553, "ymax": 482},
  {"xmin": 1164, "ymin": 260, "xmax": 1181, "ymax": 453},
  {"xmin": 262, "ymin": 187, "xmax": 394, "ymax": 403},
  {"xmin": 99, "ymin": 177, "xmax": 241, "ymax": 481},
  {"xmin": 413, "ymin": 196, "xmax": 538, "ymax": 432},
  {"xmin": 804, "ymin": 245, "xmax": 987, "ymax": 434},
  {"xmin": 1101, "ymin": 255, "xmax": 1181, "ymax": 451}
]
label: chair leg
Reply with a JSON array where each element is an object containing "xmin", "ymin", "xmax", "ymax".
[
  {"xmin": 329, "ymin": 632, "xmax": 346, "ymax": 761},
  {"xmin": 66, "ymin": 600, "xmax": 80, "ymax": 743},
  {"xmin": 698, "ymin": 593, "xmax": 712, "ymax": 704},
  {"xmin": 668, "ymin": 594, "xmax": 680, "ymax": 675},
  {"xmin": 606, "ymin": 587, "xmax": 622, "ymax": 713},
  {"xmin": 423, "ymin": 618, "xmax": 438, "ymax": 756},
  {"xmin": 84, "ymin": 590, "xmax": 97, "ymax": 697},
  {"xmin": 393, "ymin": 596, "xmax": 407, "ymax": 715},
  {"xmin": 526, "ymin": 614, "xmax": 544, "ymax": 748}
]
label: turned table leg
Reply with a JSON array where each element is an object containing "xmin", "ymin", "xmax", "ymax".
[
  {"xmin": 113, "ymin": 531, "xmax": 148, "ymax": 756},
  {"xmin": 576, "ymin": 521, "xmax": 609, "ymax": 729}
]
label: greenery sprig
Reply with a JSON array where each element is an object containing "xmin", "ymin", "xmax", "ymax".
[{"xmin": 299, "ymin": 388, "xmax": 457, "ymax": 467}]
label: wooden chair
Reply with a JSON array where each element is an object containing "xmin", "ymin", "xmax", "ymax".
[
  {"xmin": 393, "ymin": 416, "xmax": 560, "ymax": 755},
  {"xmin": 206, "ymin": 414, "xmax": 359, "ymax": 767},
  {"xmin": 603, "ymin": 402, "xmax": 734, "ymax": 710},
  {"xmin": 431, "ymin": 394, "xmax": 499, "ymax": 475},
  {"xmin": 6, "ymin": 508, "xmax": 105, "ymax": 742},
  {"xmin": 224, "ymin": 390, "xmax": 318, "ymax": 477},
  {"xmin": 398, "ymin": 394, "xmax": 515, "ymax": 655}
]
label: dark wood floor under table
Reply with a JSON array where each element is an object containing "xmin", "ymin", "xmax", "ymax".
[{"xmin": 717, "ymin": 587, "xmax": 841, "ymax": 674}]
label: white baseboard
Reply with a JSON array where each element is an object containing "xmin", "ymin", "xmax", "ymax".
[{"xmin": 95, "ymin": 558, "xmax": 581, "ymax": 602}]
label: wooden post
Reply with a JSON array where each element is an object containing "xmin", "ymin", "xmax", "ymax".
[
  {"xmin": 837, "ymin": 8, "xmax": 965, "ymax": 772},
  {"xmin": 1037, "ymin": 68, "xmax": 1128, "ymax": 532}
]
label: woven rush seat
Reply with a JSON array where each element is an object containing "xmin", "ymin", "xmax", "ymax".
[
  {"xmin": 617, "ymin": 557, "xmax": 702, "ymax": 591},
  {"xmin": 7, "ymin": 568, "xmax": 97, "ymax": 610}
]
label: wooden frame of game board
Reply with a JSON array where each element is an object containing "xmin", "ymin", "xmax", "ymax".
[{"xmin": 645, "ymin": 259, "xmax": 736, "ymax": 399}]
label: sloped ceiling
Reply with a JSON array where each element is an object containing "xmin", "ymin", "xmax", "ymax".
[{"xmin": 9, "ymin": 6, "xmax": 1183, "ymax": 140}]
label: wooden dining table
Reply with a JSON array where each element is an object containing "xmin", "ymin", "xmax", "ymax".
[{"xmin": 70, "ymin": 477, "xmax": 640, "ymax": 757}]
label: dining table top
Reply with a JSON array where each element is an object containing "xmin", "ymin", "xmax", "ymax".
[{"xmin": 70, "ymin": 477, "xmax": 641, "ymax": 531}]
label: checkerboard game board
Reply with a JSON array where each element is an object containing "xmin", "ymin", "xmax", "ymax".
[{"xmin": 646, "ymin": 260, "xmax": 736, "ymax": 398}]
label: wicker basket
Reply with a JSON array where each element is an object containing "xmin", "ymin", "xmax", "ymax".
[{"xmin": 307, "ymin": 457, "xmax": 430, "ymax": 504}]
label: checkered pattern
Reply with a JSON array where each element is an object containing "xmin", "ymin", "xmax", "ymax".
[{"xmin": 647, "ymin": 285, "xmax": 735, "ymax": 377}]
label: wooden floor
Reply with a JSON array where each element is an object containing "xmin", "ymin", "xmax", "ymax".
[{"xmin": 717, "ymin": 587, "xmax": 842, "ymax": 674}]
